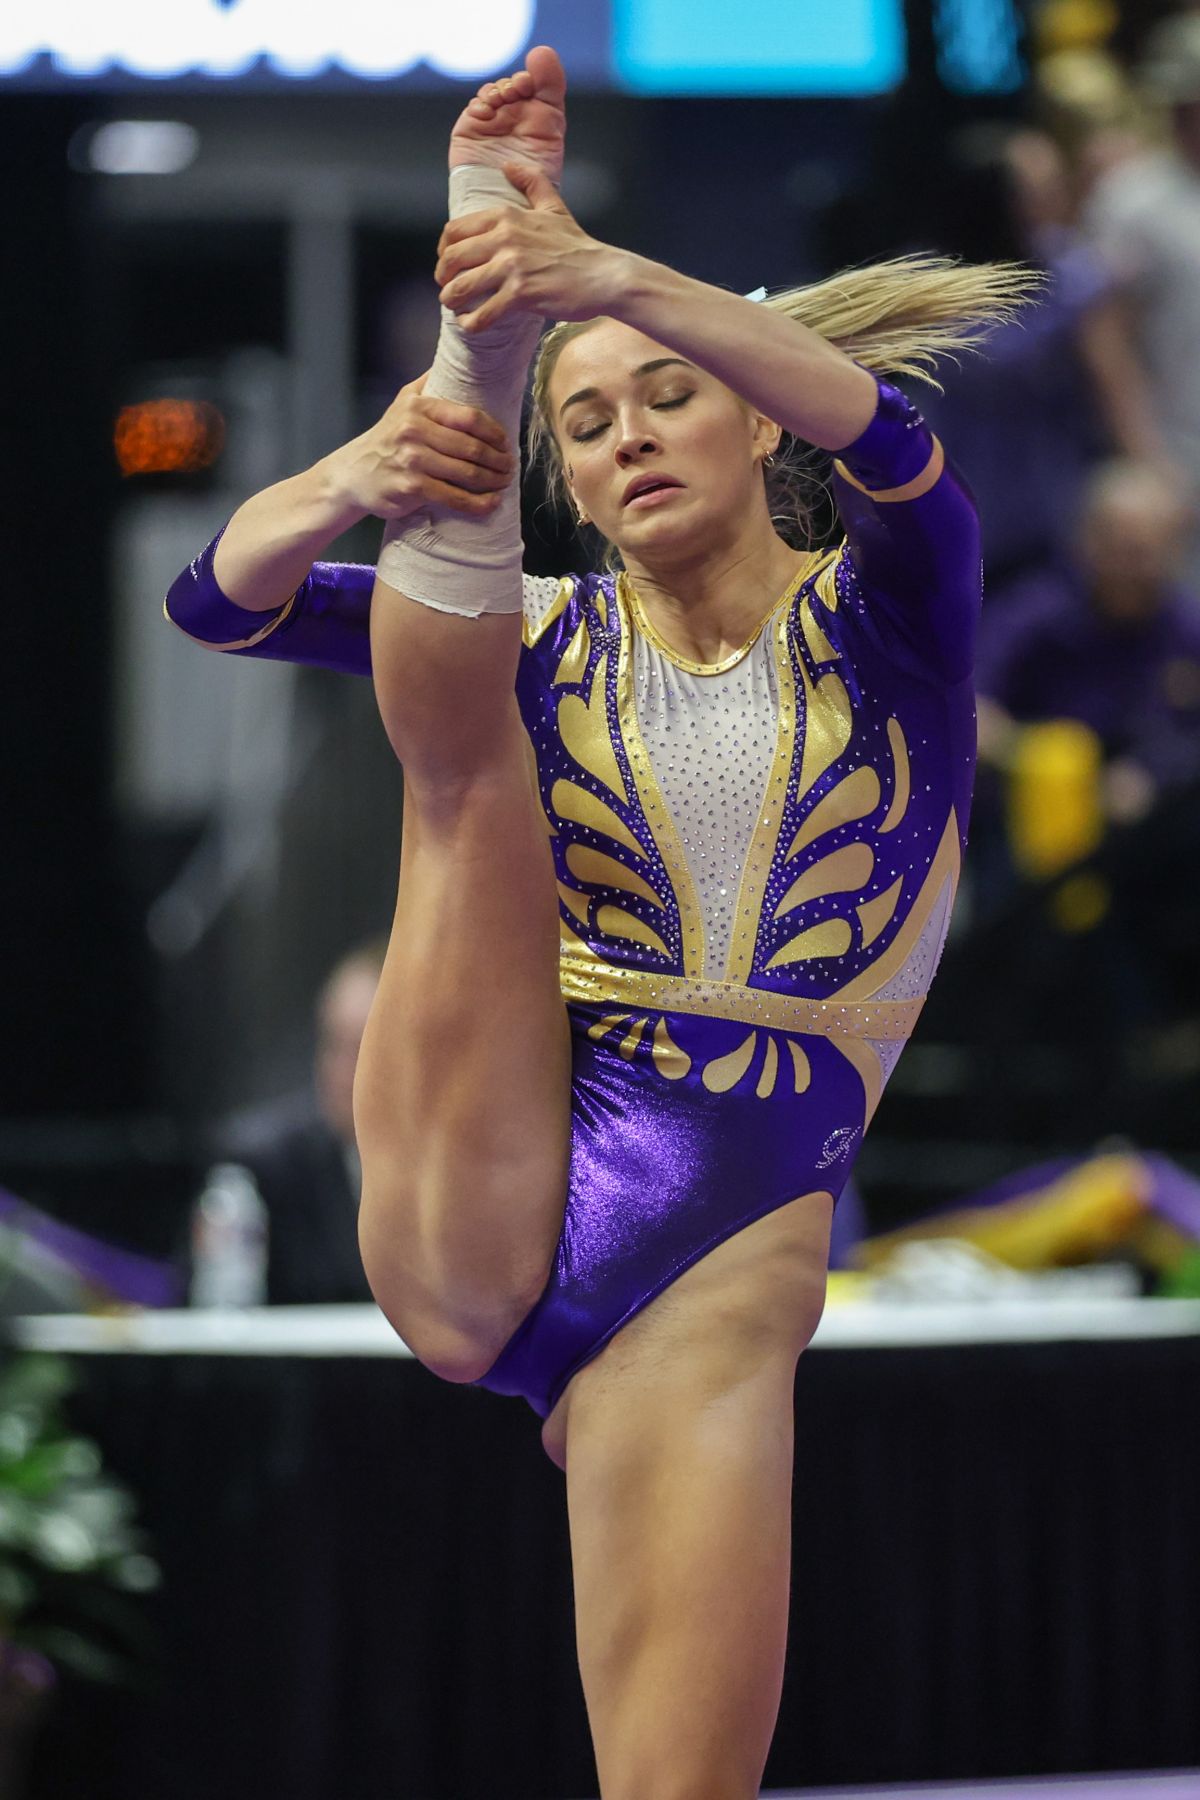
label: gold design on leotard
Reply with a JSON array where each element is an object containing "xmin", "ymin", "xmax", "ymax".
[
  {"xmin": 587, "ymin": 1011, "xmax": 628, "ymax": 1041},
  {"xmin": 523, "ymin": 575, "xmax": 575, "ymax": 648},
  {"xmin": 797, "ymin": 665, "xmax": 853, "ymax": 797},
  {"xmin": 784, "ymin": 765, "xmax": 881, "ymax": 862},
  {"xmin": 773, "ymin": 842, "xmax": 875, "ymax": 922},
  {"xmin": 596, "ymin": 905, "xmax": 671, "ymax": 959},
  {"xmin": 696, "ymin": 1029, "xmax": 813, "ymax": 1098},
  {"xmin": 558, "ymin": 882, "xmax": 591, "ymax": 931},
  {"xmin": 613, "ymin": 581, "xmax": 707, "ymax": 978},
  {"xmin": 618, "ymin": 1018, "xmax": 648, "ymax": 1059},
  {"xmin": 557, "ymin": 651, "xmax": 630, "ymax": 803},
  {"xmin": 879, "ymin": 719, "xmax": 910, "ymax": 833},
  {"xmin": 833, "ymin": 1037, "xmax": 885, "ymax": 1124},
  {"xmin": 702, "ymin": 1031, "xmax": 757, "ymax": 1094},
  {"xmin": 618, "ymin": 562, "xmax": 817, "ymax": 676},
  {"xmin": 756, "ymin": 1036, "xmax": 778, "ymax": 1099},
  {"xmin": 835, "ymin": 811, "xmax": 960, "ymax": 1002},
  {"xmin": 832, "ymin": 436, "xmax": 945, "ymax": 504},
  {"xmin": 565, "ymin": 844, "xmax": 664, "ymax": 911},
  {"xmin": 765, "ymin": 918, "xmax": 854, "ymax": 971},
  {"xmin": 800, "ymin": 597, "xmax": 839, "ymax": 666},
  {"xmin": 553, "ymin": 615, "xmax": 591, "ymax": 687},
  {"xmin": 857, "ymin": 876, "xmax": 905, "ymax": 949},
  {"xmin": 723, "ymin": 604, "xmax": 799, "ymax": 982},
  {"xmin": 558, "ymin": 946, "xmax": 922, "ymax": 1039},
  {"xmin": 788, "ymin": 1039, "xmax": 812, "ymax": 1093},
  {"xmin": 652, "ymin": 1016, "xmax": 691, "ymax": 1080},
  {"xmin": 550, "ymin": 779, "xmax": 645, "ymax": 859},
  {"xmin": 163, "ymin": 591, "xmax": 299, "ymax": 653}
]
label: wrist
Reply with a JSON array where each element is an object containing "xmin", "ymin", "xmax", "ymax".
[
  {"xmin": 607, "ymin": 252, "xmax": 690, "ymax": 328},
  {"xmin": 306, "ymin": 450, "xmax": 372, "ymax": 536}
]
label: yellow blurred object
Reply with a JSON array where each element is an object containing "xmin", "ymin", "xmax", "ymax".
[
  {"xmin": 1007, "ymin": 717, "xmax": 1104, "ymax": 879},
  {"xmin": 852, "ymin": 1153, "xmax": 1151, "ymax": 1272},
  {"xmin": 1049, "ymin": 868, "xmax": 1110, "ymax": 933},
  {"xmin": 824, "ymin": 1270, "xmax": 875, "ymax": 1306},
  {"xmin": 1033, "ymin": 0, "xmax": 1117, "ymax": 57}
]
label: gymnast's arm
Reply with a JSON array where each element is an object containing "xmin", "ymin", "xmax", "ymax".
[
  {"xmin": 435, "ymin": 169, "xmax": 980, "ymax": 676},
  {"xmin": 825, "ymin": 374, "xmax": 981, "ymax": 685},
  {"xmin": 162, "ymin": 379, "xmax": 514, "ymax": 674}
]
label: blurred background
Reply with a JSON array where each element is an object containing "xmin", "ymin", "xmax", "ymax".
[{"xmin": 3, "ymin": 2, "xmax": 1200, "ymax": 1797}]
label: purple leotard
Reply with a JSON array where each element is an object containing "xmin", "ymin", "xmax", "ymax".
[{"xmin": 166, "ymin": 373, "xmax": 980, "ymax": 1419}]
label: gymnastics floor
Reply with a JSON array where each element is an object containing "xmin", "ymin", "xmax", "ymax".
[{"xmin": 757, "ymin": 1776, "xmax": 1200, "ymax": 1800}]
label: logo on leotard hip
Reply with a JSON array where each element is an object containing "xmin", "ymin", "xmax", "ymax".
[{"xmin": 815, "ymin": 1126, "xmax": 860, "ymax": 1170}]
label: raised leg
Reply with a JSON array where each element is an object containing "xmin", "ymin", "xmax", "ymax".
[
  {"xmin": 553, "ymin": 1191, "xmax": 833, "ymax": 1800},
  {"xmin": 354, "ymin": 585, "xmax": 572, "ymax": 1382}
]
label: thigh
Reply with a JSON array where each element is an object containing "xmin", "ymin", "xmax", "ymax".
[{"xmin": 542, "ymin": 1189, "xmax": 833, "ymax": 1467}]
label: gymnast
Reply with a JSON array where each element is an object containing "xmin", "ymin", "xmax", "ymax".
[{"xmin": 165, "ymin": 45, "xmax": 1033, "ymax": 1800}]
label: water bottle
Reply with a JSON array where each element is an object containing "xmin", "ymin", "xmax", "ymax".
[{"xmin": 189, "ymin": 1162, "xmax": 269, "ymax": 1308}]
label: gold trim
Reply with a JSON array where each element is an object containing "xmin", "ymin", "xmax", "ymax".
[
  {"xmin": 164, "ymin": 591, "xmax": 298, "ymax": 652},
  {"xmin": 618, "ymin": 559, "xmax": 819, "ymax": 677},
  {"xmin": 832, "ymin": 436, "xmax": 945, "ymax": 504},
  {"xmin": 614, "ymin": 580, "xmax": 708, "ymax": 977},
  {"xmin": 723, "ymin": 603, "xmax": 799, "ymax": 981},
  {"xmin": 558, "ymin": 947, "xmax": 922, "ymax": 1041}
]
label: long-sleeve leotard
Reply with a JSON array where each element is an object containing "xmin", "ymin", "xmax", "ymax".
[{"xmin": 165, "ymin": 373, "xmax": 980, "ymax": 1419}]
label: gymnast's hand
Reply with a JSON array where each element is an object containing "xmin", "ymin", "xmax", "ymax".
[
  {"xmin": 435, "ymin": 163, "xmax": 625, "ymax": 333},
  {"xmin": 321, "ymin": 375, "xmax": 514, "ymax": 522},
  {"xmin": 448, "ymin": 43, "xmax": 566, "ymax": 185}
]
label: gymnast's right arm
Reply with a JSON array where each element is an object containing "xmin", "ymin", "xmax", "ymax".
[{"xmin": 162, "ymin": 377, "xmax": 514, "ymax": 675}]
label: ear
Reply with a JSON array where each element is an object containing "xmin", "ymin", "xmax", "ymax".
[
  {"xmin": 751, "ymin": 413, "xmax": 783, "ymax": 463},
  {"xmin": 562, "ymin": 459, "xmax": 590, "ymax": 525}
]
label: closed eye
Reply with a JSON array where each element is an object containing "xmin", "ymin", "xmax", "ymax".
[{"xmin": 569, "ymin": 390, "xmax": 694, "ymax": 445}]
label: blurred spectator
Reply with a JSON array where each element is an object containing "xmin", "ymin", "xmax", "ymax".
[
  {"xmin": 918, "ymin": 127, "xmax": 1112, "ymax": 589},
  {"xmin": 190, "ymin": 938, "xmax": 386, "ymax": 1306},
  {"xmin": 1083, "ymin": 13, "xmax": 1200, "ymax": 583},
  {"xmin": 976, "ymin": 459, "xmax": 1200, "ymax": 831}
]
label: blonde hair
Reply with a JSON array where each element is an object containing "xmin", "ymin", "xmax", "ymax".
[{"xmin": 528, "ymin": 253, "xmax": 1043, "ymax": 561}]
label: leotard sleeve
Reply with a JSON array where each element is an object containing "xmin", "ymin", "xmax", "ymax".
[
  {"xmin": 164, "ymin": 525, "xmax": 566, "ymax": 676},
  {"xmin": 824, "ymin": 370, "xmax": 982, "ymax": 686}
]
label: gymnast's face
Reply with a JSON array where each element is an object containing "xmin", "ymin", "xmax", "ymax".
[{"xmin": 548, "ymin": 319, "xmax": 780, "ymax": 569}]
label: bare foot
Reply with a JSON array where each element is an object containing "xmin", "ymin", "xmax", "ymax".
[{"xmin": 448, "ymin": 43, "xmax": 566, "ymax": 185}]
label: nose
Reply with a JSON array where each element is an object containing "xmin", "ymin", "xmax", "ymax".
[{"xmin": 613, "ymin": 412, "xmax": 660, "ymax": 467}]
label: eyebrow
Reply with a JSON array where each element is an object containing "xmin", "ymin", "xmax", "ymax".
[{"xmin": 557, "ymin": 357, "xmax": 696, "ymax": 418}]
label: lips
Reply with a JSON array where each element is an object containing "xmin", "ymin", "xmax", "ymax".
[{"xmin": 621, "ymin": 473, "xmax": 684, "ymax": 506}]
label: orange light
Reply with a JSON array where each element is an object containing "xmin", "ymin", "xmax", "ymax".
[{"xmin": 114, "ymin": 399, "xmax": 226, "ymax": 476}]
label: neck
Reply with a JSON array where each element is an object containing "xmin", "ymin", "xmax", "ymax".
[{"xmin": 621, "ymin": 510, "xmax": 806, "ymax": 665}]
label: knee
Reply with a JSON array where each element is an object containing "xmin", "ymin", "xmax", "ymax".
[{"xmin": 357, "ymin": 1192, "xmax": 535, "ymax": 1386}]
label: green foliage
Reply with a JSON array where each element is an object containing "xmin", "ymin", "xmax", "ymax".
[
  {"xmin": 0, "ymin": 1353, "xmax": 159, "ymax": 1685},
  {"xmin": 1157, "ymin": 1244, "xmax": 1200, "ymax": 1299}
]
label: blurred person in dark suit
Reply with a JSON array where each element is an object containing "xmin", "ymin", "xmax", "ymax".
[
  {"xmin": 194, "ymin": 939, "xmax": 385, "ymax": 1305},
  {"xmin": 975, "ymin": 457, "xmax": 1200, "ymax": 825}
]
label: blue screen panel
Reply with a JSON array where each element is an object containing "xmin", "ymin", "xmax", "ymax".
[{"xmin": 613, "ymin": 0, "xmax": 907, "ymax": 96}]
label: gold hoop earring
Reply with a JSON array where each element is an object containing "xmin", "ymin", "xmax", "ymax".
[{"xmin": 763, "ymin": 452, "xmax": 776, "ymax": 469}]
